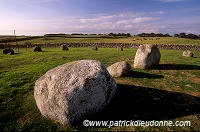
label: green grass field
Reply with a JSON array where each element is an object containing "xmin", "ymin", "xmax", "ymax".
[
  {"xmin": 3, "ymin": 36, "xmax": 200, "ymax": 45},
  {"xmin": 0, "ymin": 47, "xmax": 200, "ymax": 131}
]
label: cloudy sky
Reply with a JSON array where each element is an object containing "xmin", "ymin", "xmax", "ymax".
[{"xmin": 0, "ymin": 0, "xmax": 200, "ymax": 35}]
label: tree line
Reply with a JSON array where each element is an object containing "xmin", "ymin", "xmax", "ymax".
[
  {"xmin": 44, "ymin": 32, "xmax": 200, "ymax": 39},
  {"xmin": 137, "ymin": 33, "xmax": 171, "ymax": 37},
  {"xmin": 108, "ymin": 33, "xmax": 131, "ymax": 37},
  {"xmin": 136, "ymin": 32, "xmax": 200, "ymax": 39},
  {"xmin": 174, "ymin": 33, "xmax": 200, "ymax": 39}
]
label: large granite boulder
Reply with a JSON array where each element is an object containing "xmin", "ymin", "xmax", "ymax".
[
  {"xmin": 60, "ymin": 44, "xmax": 69, "ymax": 51},
  {"xmin": 107, "ymin": 61, "xmax": 131, "ymax": 77},
  {"xmin": 183, "ymin": 50, "xmax": 193, "ymax": 57},
  {"xmin": 134, "ymin": 44, "xmax": 161, "ymax": 69},
  {"xmin": 34, "ymin": 60, "xmax": 117, "ymax": 125}
]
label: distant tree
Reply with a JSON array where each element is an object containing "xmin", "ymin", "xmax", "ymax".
[
  {"xmin": 117, "ymin": 33, "xmax": 122, "ymax": 36},
  {"xmin": 150, "ymin": 33, "xmax": 155, "ymax": 37},
  {"xmin": 164, "ymin": 34, "xmax": 171, "ymax": 37},
  {"xmin": 127, "ymin": 33, "xmax": 131, "ymax": 37},
  {"xmin": 179, "ymin": 32, "xmax": 187, "ymax": 38},
  {"xmin": 174, "ymin": 34, "xmax": 179, "ymax": 37},
  {"xmin": 121, "ymin": 33, "xmax": 126, "ymax": 36},
  {"xmin": 187, "ymin": 33, "xmax": 199, "ymax": 39},
  {"xmin": 71, "ymin": 33, "xmax": 83, "ymax": 35},
  {"xmin": 141, "ymin": 33, "xmax": 146, "ymax": 37},
  {"xmin": 108, "ymin": 33, "xmax": 114, "ymax": 36},
  {"xmin": 44, "ymin": 33, "xmax": 66, "ymax": 37},
  {"xmin": 157, "ymin": 33, "xmax": 164, "ymax": 37}
]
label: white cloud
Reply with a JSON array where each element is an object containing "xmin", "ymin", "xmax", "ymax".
[
  {"xmin": 139, "ymin": 28, "xmax": 159, "ymax": 33},
  {"xmin": 30, "ymin": 0, "xmax": 59, "ymax": 3},
  {"xmin": 79, "ymin": 15, "xmax": 115, "ymax": 23},
  {"xmin": 74, "ymin": 12, "xmax": 160, "ymax": 33},
  {"xmin": 3, "ymin": 9, "xmax": 198, "ymax": 35},
  {"xmin": 117, "ymin": 12, "xmax": 141, "ymax": 18},
  {"xmin": 124, "ymin": 25, "xmax": 134, "ymax": 29},
  {"xmin": 150, "ymin": 11, "xmax": 164, "ymax": 14},
  {"xmin": 136, "ymin": 17, "xmax": 160, "ymax": 22},
  {"xmin": 116, "ymin": 17, "xmax": 160, "ymax": 24}
]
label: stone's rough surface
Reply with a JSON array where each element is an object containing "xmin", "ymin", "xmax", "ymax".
[
  {"xmin": 134, "ymin": 44, "xmax": 161, "ymax": 69},
  {"xmin": 91, "ymin": 46, "xmax": 98, "ymax": 51},
  {"xmin": 33, "ymin": 46, "xmax": 42, "ymax": 52},
  {"xmin": 107, "ymin": 61, "xmax": 131, "ymax": 77},
  {"xmin": 34, "ymin": 60, "xmax": 117, "ymax": 125},
  {"xmin": 183, "ymin": 50, "xmax": 193, "ymax": 57},
  {"xmin": 2, "ymin": 48, "xmax": 14, "ymax": 55},
  {"xmin": 117, "ymin": 46, "xmax": 123, "ymax": 51},
  {"xmin": 60, "ymin": 44, "xmax": 69, "ymax": 51}
]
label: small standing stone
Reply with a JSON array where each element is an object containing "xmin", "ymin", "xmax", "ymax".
[
  {"xmin": 117, "ymin": 46, "xmax": 123, "ymax": 51},
  {"xmin": 107, "ymin": 61, "xmax": 131, "ymax": 77},
  {"xmin": 9, "ymin": 49, "xmax": 14, "ymax": 55},
  {"xmin": 2, "ymin": 48, "xmax": 14, "ymax": 55},
  {"xmin": 91, "ymin": 46, "xmax": 98, "ymax": 51},
  {"xmin": 134, "ymin": 44, "xmax": 161, "ymax": 69},
  {"xmin": 183, "ymin": 50, "xmax": 193, "ymax": 57},
  {"xmin": 33, "ymin": 46, "xmax": 42, "ymax": 52},
  {"xmin": 60, "ymin": 44, "xmax": 69, "ymax": 51}
]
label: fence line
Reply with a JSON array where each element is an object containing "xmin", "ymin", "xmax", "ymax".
[{"xmin": 0, "ymin": 43, "xmax": 200, "ymax": 51}]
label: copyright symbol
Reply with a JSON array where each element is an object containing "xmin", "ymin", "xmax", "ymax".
[{"xmin": 83, "ymin": 120, "xmax": 89, "ymax": 127}]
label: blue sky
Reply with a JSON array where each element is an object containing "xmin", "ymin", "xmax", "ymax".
[{"xmin": 0, "ymin": 0, "xmax": 200, "ymax": 35}]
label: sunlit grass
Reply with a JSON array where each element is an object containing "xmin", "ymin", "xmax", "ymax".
[
  {"xmin": 0, "ymin": 47, "xmax": 199, "ymax": 131},
  {"xmin": 6, "ymin": 36, "xmax": 200, "ymax": 45}
]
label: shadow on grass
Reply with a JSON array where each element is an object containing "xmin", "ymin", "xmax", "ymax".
[
  {"xmin": 39, "ymin": 51, "xmax": 49, "ymax": 52},
  {"xmin": 85, "ymin": 84, "xmax": 200, "ymax": 123},
  {"xmin": 158, "ymin": 64, "xmax": 200, "ymax": 70},
  {"xmin": 126, "ymin": 71, "xmax": 164, "ymax": 78},
  {"xmin": 12, "ymin": 53, "xmax": 22, "ymax": 55},
  {"xmin": 1, "ymin": 53, "xmax": 22, "ymax": 55}
]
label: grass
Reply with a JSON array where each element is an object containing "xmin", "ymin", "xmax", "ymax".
[
  {"xmin": 0, "ymin": 47, "xmax": 200, "ymax": 131},
  {"xmin": 3, "ymin": 36, "xmax": 200, "ymax": 45}
]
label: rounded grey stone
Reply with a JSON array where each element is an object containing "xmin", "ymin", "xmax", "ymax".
[
  {"xmin": 134, "ymin": 44, "xmax": 161, "ymax": 69},
  {"xmin": 60, "ymin": 44, "xmax": 69, "ymax": 51},
  {"xmin": 34, "ymin": 60, "xmax": 117, "ymax": 125},
  {"xmin": 107, "ymin": 61, "xmax": 131, "ymax": 77},
  {"xmin": 183, "ymin": 50, "xmax": 193, "ymax": 57}
]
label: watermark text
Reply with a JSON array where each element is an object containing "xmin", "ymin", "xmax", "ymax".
[{"xmin": 83, "ymin": 120, "xmax": 191, "ymax": 128}]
